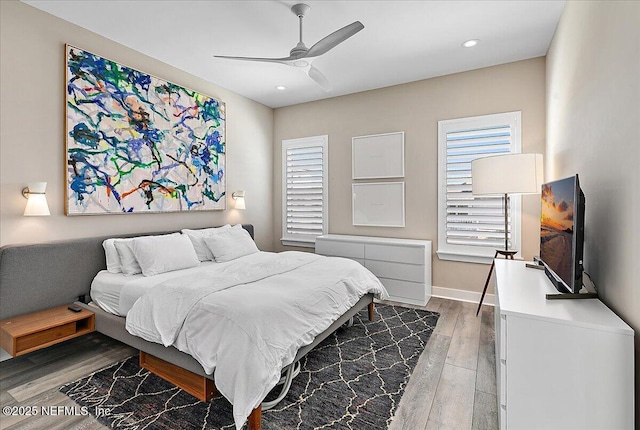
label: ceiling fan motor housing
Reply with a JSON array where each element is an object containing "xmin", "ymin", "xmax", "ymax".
[{"xmin": 290, "ymin": 43, "xmax": 308, "ymax": 58}]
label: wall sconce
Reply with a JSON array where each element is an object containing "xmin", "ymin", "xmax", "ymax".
[
  {"xmin": 22, "ymin": 182, "xmax": 50, "ymax": 216},
  {"xmin": 232, "ymin": 191, "xmax": 246, "ymax": 210}
]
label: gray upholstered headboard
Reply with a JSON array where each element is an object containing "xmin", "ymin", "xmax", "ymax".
[{"xmin": 0, "ymin": 224, "xmax": 254, "ymax": 319}]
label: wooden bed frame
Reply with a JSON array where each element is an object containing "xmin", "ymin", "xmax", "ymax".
[{"xmin": 0, "ymin": 225, "xmax": 376, "ymax": 430}]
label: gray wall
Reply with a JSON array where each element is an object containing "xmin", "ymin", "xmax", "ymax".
[
  {"xmin": 273, "ymin": 58, "xmax": 547, "ymax": 294},
  {"xmin": 546, "ymin": 0, "xmax": 639, "ymax": 421},
  {"xmin": 0, "ymin": 1, "xmax": 274, "ymax": 251}
]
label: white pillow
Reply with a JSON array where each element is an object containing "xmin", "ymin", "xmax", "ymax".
[
  {"xmin": 181, "ymin": 224, "xmax": 231, "ymax": 261},
  {"xmin": 102, "ymin": 239, "xmax": 121, "ymax": 273},
  {"xmin": 131, "ymin": 234, "xmax": 200, "ymax": 276},
  {"xmin": 203, "ymin": 225, "xmax": 259, "ymax": 262},
  {"xmin": 113, "ymin": 238, "xmax": 142, "ymax": 276}
]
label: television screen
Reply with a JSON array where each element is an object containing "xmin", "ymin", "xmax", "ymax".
[{"xmin": 539, "ymin": 175, "xmax": 585, "ymax": 293}]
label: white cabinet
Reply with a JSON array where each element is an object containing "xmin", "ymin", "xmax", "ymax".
[
  {"xmin": 494, "ymin": 259, "xmax": 634, "ymax": 430},
  {"xmin": 315, "ymin": 234, "xmax": 431, "ymax": 305}
]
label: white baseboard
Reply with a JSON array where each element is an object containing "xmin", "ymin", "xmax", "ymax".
[{"xmin": 431, "ymin": 286, "xmax": 494, "ymax": 306}]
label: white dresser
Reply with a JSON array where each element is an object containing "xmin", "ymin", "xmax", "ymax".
[
  {"xmin": 494, "ymin": 259, "xmax": 634, "ymax": 430},
  {"xmin": 315, "ymin": 234, "xmax": 431, "ymax": 306}
]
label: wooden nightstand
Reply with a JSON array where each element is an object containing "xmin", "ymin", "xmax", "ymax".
[{"xmin": 0, "ymin": 304, "xmax": 95, "ymax": 357}]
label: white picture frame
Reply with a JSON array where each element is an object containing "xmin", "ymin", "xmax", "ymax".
[
  {"xmin": 352, "ymin": 182, "xmax": 405, "ymax": 227},
  {"xmin": 352, "ymin": 131, "xmax": 404, "ymax": 179}
]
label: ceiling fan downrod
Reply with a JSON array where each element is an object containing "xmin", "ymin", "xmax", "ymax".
[{"xmin": 290, "ymin": 3, "xmax": 311, "ymax": 57}]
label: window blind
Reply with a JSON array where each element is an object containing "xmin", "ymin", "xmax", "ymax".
[
  {"xmin": 445, "ymin": 125, "xmax": 512, "ymax": 248},
  {"xmin": 437, "ymin": 111, "xmax": 521, "ymax": 264},
  {"xmin": 282, "ymin": 136, "xmax": 328, "ymax": 246}
]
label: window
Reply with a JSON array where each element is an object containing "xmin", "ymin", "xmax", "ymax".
[
  {"xmin": 437, "ymin": 112, "xmax": 522, "ymax": 264},
  {"xmin": 281, "ymin": 135, "xmax": 328, "ymax": 247}
]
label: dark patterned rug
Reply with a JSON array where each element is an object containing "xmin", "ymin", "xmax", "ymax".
[{"xmin": 60, "ymin": 304, "xmax": 439, "ymax": 429}]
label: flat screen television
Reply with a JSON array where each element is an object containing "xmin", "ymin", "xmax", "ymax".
[{"xmin": 539, "ymin": 175, "xmax": 585, "ymax": 294}]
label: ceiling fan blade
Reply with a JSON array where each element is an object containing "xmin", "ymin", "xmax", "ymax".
[
  {"xmin": 307, "ymin": 65, "xmax": 333, "ymax": 92},
  {"xmin": 305, "ymin": 21, "xmax": 364, "ymax": 58},
  {"xmin": 214, "ymin": 54, "xmax": 296, "ymax": 64}
]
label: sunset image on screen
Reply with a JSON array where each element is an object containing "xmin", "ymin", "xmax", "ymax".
[{"xmin": 540, "ymin": 177, "xmax": 575, "ymax": 285}]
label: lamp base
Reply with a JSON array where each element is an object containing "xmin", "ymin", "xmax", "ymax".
[{"xmin": 476, "ymin": 249, "xmax": 518, "ymax": 316}]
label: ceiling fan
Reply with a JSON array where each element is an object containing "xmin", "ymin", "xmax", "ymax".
[{"xmin": 215, "ymin": 3, "xmax": 364, "ymax": 92}]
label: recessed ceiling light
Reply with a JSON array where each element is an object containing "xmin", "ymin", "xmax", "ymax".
[
  {"xmin": 462, "ymin": 39, "xmax": 479, "ymax": 48},
  {"xmin": 276, "ymin": 85, "xmax": 287, "ymax": 91}
]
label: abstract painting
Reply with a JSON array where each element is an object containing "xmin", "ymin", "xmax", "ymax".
[{"xmin": 65, "ymin": 45, "xmax": 225, "ymax": 215}]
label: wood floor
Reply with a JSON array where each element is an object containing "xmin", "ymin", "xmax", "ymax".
[
  {"xmin": 0, "ymin": 298, "xmax": 497, "ymax": 430},
  {"xmin": 387, "ymin": 299, "xmax": 497, "ymax": 430}
]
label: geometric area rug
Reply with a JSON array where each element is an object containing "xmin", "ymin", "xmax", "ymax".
[{"xmin": 60, "ymin": 304, "xmax": 439, "ymax": 430}]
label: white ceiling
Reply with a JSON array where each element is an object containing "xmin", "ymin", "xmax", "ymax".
[{"xmin": 23, "ymin": 0, "xmax": 565, "ymax": 108}]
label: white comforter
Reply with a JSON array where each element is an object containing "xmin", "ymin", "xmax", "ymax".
[{"xmin": 125, "ymin": 251, "xmax": 387, "ymax": 429}]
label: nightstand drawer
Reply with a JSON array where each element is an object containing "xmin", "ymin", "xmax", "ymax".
[{"xmin": 16, "ymin": 322, "xmax": 76, "ymax": 353}]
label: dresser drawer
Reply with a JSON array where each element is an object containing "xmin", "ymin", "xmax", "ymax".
[
  {"xmin": 315, "ymin": 239, "xmax": 364, "ymax": 259},
  {"xmin": 365, "ymin": 260, "xmax": 425, "ymax": 283},
  {"xmin": 499, "ymin": 314, "xmax": 507, "ymax": 360},
  {"xmin": 365, "ymin": 243, "xmax": 425, "ymax": 265},
  {"xmin": 379, "ymin": 277, "xmax": 426, "ymax": 302},
  {"xmin": 340, "ymin": 257, "xmax": 364, "ymax": 266},
  {"xmin": 315, "ymin": 235, "xmax": 432, "ymax": 306},
  {"xmin": 499, "ymin": 359, "xmax": 507, "ymax": 407}
]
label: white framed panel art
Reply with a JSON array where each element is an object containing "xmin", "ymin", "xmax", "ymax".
[
  {"xmin": 352, "ymin": 182, "xmax": 405, "ymax": 227},
  {"xmin": 352, "ymin": 131, "xmax": 404, "ymax": 179}
]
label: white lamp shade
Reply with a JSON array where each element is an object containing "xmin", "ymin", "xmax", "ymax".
[
  {"xmin": 472, "ymin": 153, "xmax": 543, "ymax": 195},
  {"xmin": 232, "ymin": 190, "xmax": 246, "ymax": 210},
  {"xmin": 24, "ymin": 182, "xmax": 50, "ymax": 216},
  {"xmin": 235, "ymin": 196, "xmax": 246, "ymax": 210}
]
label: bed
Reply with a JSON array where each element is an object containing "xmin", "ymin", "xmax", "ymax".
[{"xmin": 0, "ymin": 225, "xmax": 387, "ymax": 430}]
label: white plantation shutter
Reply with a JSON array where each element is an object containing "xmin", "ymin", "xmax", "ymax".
[
  {"xmin": 281, "ymin": 136, "xmax": 328, "ymax": 247},
  {"xmin": 437, "ymin": 112, "xmax": 522, "ymax": 263},
  {"xmin": 445, "ymin": 126, "xmax": 511, "ymax": 247}
]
